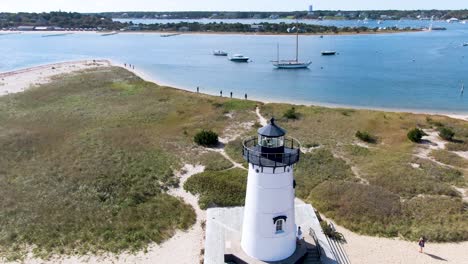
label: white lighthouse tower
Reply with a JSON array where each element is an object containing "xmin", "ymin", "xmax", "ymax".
[{"xmin": 241, "ymin": 118, "xmax": 301, "ymax": 262}]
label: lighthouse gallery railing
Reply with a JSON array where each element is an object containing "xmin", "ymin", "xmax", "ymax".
[{"xmin": 242, "ymin": 136, "xmax": 301, "ymax": 167}]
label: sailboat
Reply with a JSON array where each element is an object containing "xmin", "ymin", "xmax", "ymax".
[{"xmin": 272, "ymin": 26, "xmax": 311, "ymax": 69}]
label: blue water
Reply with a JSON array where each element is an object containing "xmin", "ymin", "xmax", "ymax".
[{"xmin": 1, "ymin": 21, "xmax": 467, "ymax": 113}]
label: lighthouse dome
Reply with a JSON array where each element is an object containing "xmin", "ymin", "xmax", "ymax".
[{"xmin": 257, "ymin": 118, "xmax": 286, "ymax": 137}]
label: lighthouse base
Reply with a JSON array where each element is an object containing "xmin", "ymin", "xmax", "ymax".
[
  {"xmin": 203, "ymin": 203, "xmax": 331, "ymax": 264},
  {"xmin": 225, "ymin": 238, "xmax": 308, "ymax": 264}
]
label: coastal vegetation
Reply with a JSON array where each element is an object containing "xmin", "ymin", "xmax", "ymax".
[
  {"xmin": 355, "ymin": 130, "xmax": 376, "ymax": 143},
  {"xmin": 1, "ymin": 12, "xmax": 421, "ymax": 34},
  {"xmin": 0, "ymin": 67, "xmax": 254, "ymax": 260},
  {"xmin": 1, "ymin": 67, "xmax": 467, "ymax": 260},
  {"xmin": 131, "ymin": 22, "xmax": 417, "ymax": 34},
  {"xmin": 184, "ymin": 169, "xmax": 246, "ymax": 209},
  {"xmin": 194, "ymin": 129, "xmax": 219, "ymax": 147},
  {"xmin": 439, "ymin": 127, "xmax": 455, "ymax": 141},
  {"xmin": 407, "ymin": 128, "xmax": 425, "ymax": 143},
  {"xmin": 259, "ymin": 104, "xmax": 468, "ymax": 242},
  {"xmin": 105, "ymin": 10, "xmax": 468, "ymax": 20}
]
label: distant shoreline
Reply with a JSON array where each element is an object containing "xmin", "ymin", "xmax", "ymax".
[
  {"xmin": 1, "ymin": 60, "xmax": 466, "ymax": 122},
  {"xmin": 0, "ymin": 29, "xmax": 421, "ymax": 36}
]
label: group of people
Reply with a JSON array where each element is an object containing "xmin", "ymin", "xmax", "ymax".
[
  {"xmin": 123, "ymin": 63, "xmax": 135, "ymax": 70},
  {"xmin": 196, "ymin": 86, "xmax": 248, "ymax": 100}
]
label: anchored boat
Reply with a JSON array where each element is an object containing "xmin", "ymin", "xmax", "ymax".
[
  {"xmin": 229, "ymin": 54, "xmax": 250, "ymax": 62},
  {"xmin": 213, "ymin": 50, "xmax": 228, "ymax": 56},
  {"xmin": 321, "ymin": 51, "xmax": 337, "ymax": 56},
  {"xmin": 272, "ymin": 26, "xmax": 311, "ymax": 69}
]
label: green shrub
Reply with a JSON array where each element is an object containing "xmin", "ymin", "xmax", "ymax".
[
  {"xmin": 283, "ymin": 107, "xmax": 298, "ymax": 119},
  {"xmin": 438, "ymin": 127, "xmax": 455, "ymax": 141},
  {"xmin": 194, "ymin": 130, "xmax": 219, "ymax": 146},
  {"xmin": 320, "ymin": 221, "xmax": 345, "ymax": 242},
  {"xmin": 407, "ymin": 128, "xmax": 425, "ymax": 143},
  {"xmin": 355, "ymin": 130, "xmax": 376, "ymax": 143},
  {"xmin": 184, "ymin": 169, "xmax": 246, "ymax": 209}
]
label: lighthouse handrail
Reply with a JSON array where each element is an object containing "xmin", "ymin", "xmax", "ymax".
[{"xmin": 242, "ymin": 136, "xmax": 301, "ymax": 167}]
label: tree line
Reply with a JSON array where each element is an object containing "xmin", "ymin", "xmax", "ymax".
[{"xmin": 105, "ymin": 10, "xmax": 468, "ymax": 20}]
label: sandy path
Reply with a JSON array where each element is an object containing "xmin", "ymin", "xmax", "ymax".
[
  {"xmin": 256, "ymin": 106, "xmax": 268, "ymax": 126},
  {"xmin": 329, "ymin": 218, "xmax": 468, "ymax": 264},
  {"xmin": 0, "ymin": 60, "xmax": 111, "ymax": 96}
]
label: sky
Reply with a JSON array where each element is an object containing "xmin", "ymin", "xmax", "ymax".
[{"xmin": 0, "ymin": 0, "xmax": 466, "ymax": 13}]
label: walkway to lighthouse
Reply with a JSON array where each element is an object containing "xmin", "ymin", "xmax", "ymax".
[{"xmin": 204, "ymin": 202, "xmax": 337, "ymax": 264}]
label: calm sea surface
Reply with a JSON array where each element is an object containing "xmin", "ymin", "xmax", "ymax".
[{"xmin": 1, "ymin": 20, "xmax": 467, "ymax": 113}]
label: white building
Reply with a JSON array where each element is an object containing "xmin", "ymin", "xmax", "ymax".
[
  {"xmin": 203, "ymin": 118, "xmax": 341, "ymax": 264},
  {"xmin": 241, "ymin": 118, "xmax": 300, "ymax": 261},
  {"xmin": 308, "ymin": 5, "xmax": 314, "ymax": 15}
]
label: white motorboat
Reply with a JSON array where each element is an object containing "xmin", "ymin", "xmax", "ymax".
[{"xmin": 229, "ymin": 54, "xmax": 249, "ymax": 62}]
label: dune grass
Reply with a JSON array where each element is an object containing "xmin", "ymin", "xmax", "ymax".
[
  {"xmin": 259, "ymin": 103, "xmax": 468, "ymax": 242},
  {"xmin": 198, "ymin": 151, "xmax": 233, "ymax": 171},
  {"xmin": 1, "ymin": 64, "xmax": 468, "ymax": 262},
  {"xmin": 184, "ymin": 168, "xmax": 246, "ymax": 209},
  {"xmin": 431, "ymin": 149, "xmax": 468, "ymax": 169},
  {"xmin": 0, "ymin": 67, "xmax": 255, "ymax": 260}
]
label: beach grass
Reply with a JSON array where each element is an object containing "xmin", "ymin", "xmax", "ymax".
[
  {"xmin": 0, "ymin": 67, "xmax": 254, "ymax": 260},
  {"xmin": 184, "ymin": 168, "xmax": 246, "ymax": 209},
  {"xmin": 259, "ymin": 103, "xmax": 468, "ymax": 242},
  {"xmin": 198, "ymin": 151, "xmax": 234, "ymax": 171},
  {"xmin": 1, "ymin": 66, "xmax": 468, "ymax": 261},
  {"xmin": 430, "ymin": 149, "xmax": 468, "ymax": 170}
]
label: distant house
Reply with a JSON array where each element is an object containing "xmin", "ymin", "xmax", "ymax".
[
  {"xmin": 34, "ymin": 26, "xmax": 56, "ymax": 31},
  {"xmin": 127, "ymin": 25, "xmax": 141, "ymax": 31},
  {"xmin": 250, "ymin": 24, "xmax": 264, "ymax": 32},
  {"xmin": 178, "ymin": 26, "xmax": 190, "ymax": 32},
  {"xmin": 17, "ymin": 26, "xmax": 35, "ymax": 31}
]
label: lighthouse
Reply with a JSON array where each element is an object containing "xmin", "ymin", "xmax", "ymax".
[{"xmin": 241, "ymin": 118, "xmax": 301, "ymax": 261}]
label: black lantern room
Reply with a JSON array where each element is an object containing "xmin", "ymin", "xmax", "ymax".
[
  {"xmin": 242, "ymin": 118, "xmax": 300, "ymax": 167},
  {"xmin": 257, "ymin": 118, "xmax": 286, "ymax": 154}
]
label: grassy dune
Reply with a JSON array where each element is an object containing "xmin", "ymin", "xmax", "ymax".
[
  {"xmin": 261, "ymin": 104, "xmax": 468, "ymax": 242},
  {"xmin": 1, "ymin": 66, "xmax": 467, "ymax": 261},
  {"xmin": 0, "ymin": 67, "xmax": 256, "ymax": 260}
]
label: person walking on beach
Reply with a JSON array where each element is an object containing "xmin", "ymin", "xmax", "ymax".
[
  {"xmin": 418, "ymin": 236, "xmax": 426, "ymax": 253},
  {"xmin": 196, "ymin": 86, "xmax": 199, "ymax": 93},
  {"xmin": 124, "ymin": 63, "xmax": 127, "ymax": 67},
  {"xmin": 245, "ymin": 93, "xmax": 248, "ymax": 100},
  {"xmin": 230, "ymin": 92, "xmax": 233, "ymax": 98},
  {"xmin": 220, "ymin": 90, "xmax": 223, "ymax": 97}
]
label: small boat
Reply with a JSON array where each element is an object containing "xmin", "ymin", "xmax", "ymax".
[
  {"xmin": 213, "ymin": 50, "xmax": 228, "ymax": 56},
  {"xmin": 463, "ymin": 43, "xmax": 468, "ymax": 47},
  {"xmin": 160, "ymin": 33, "xmax": 180, "ymax": 37},
  {"xmin": 42, "ymin": 33, "xmax": 73, "ymax": 37},
  {"xmin": 321, "ymin": 51, "xmax": 337, "ymax": 56},
  {"xmin": 101, "ymin": 31, "xmax": 118, "ymax": 36},
  {"xmin": 229, "ymin": 54, "xmax": 249, "ymax": 62}
]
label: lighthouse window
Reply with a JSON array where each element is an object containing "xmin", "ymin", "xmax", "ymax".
[
  {"xmin": 275, "ymin": 219, "xmax": 284, "ymax": 233},
  {"xmin": 258, "ymin": 136, "xmax": 284, "ymax": 148}
]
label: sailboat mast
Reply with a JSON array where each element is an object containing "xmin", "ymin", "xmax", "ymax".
[
  {"xmin": 296, "ymin": 25, "xmax": 299, "ymax": 62},
  {"xmin": 277, "ymin": 43, "xmax": 279, "ymax": 62}
]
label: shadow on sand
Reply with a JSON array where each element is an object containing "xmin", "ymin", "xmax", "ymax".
[{"xmin": 425, "ymin": 253, "xmax": 448, "ymax": 261}]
